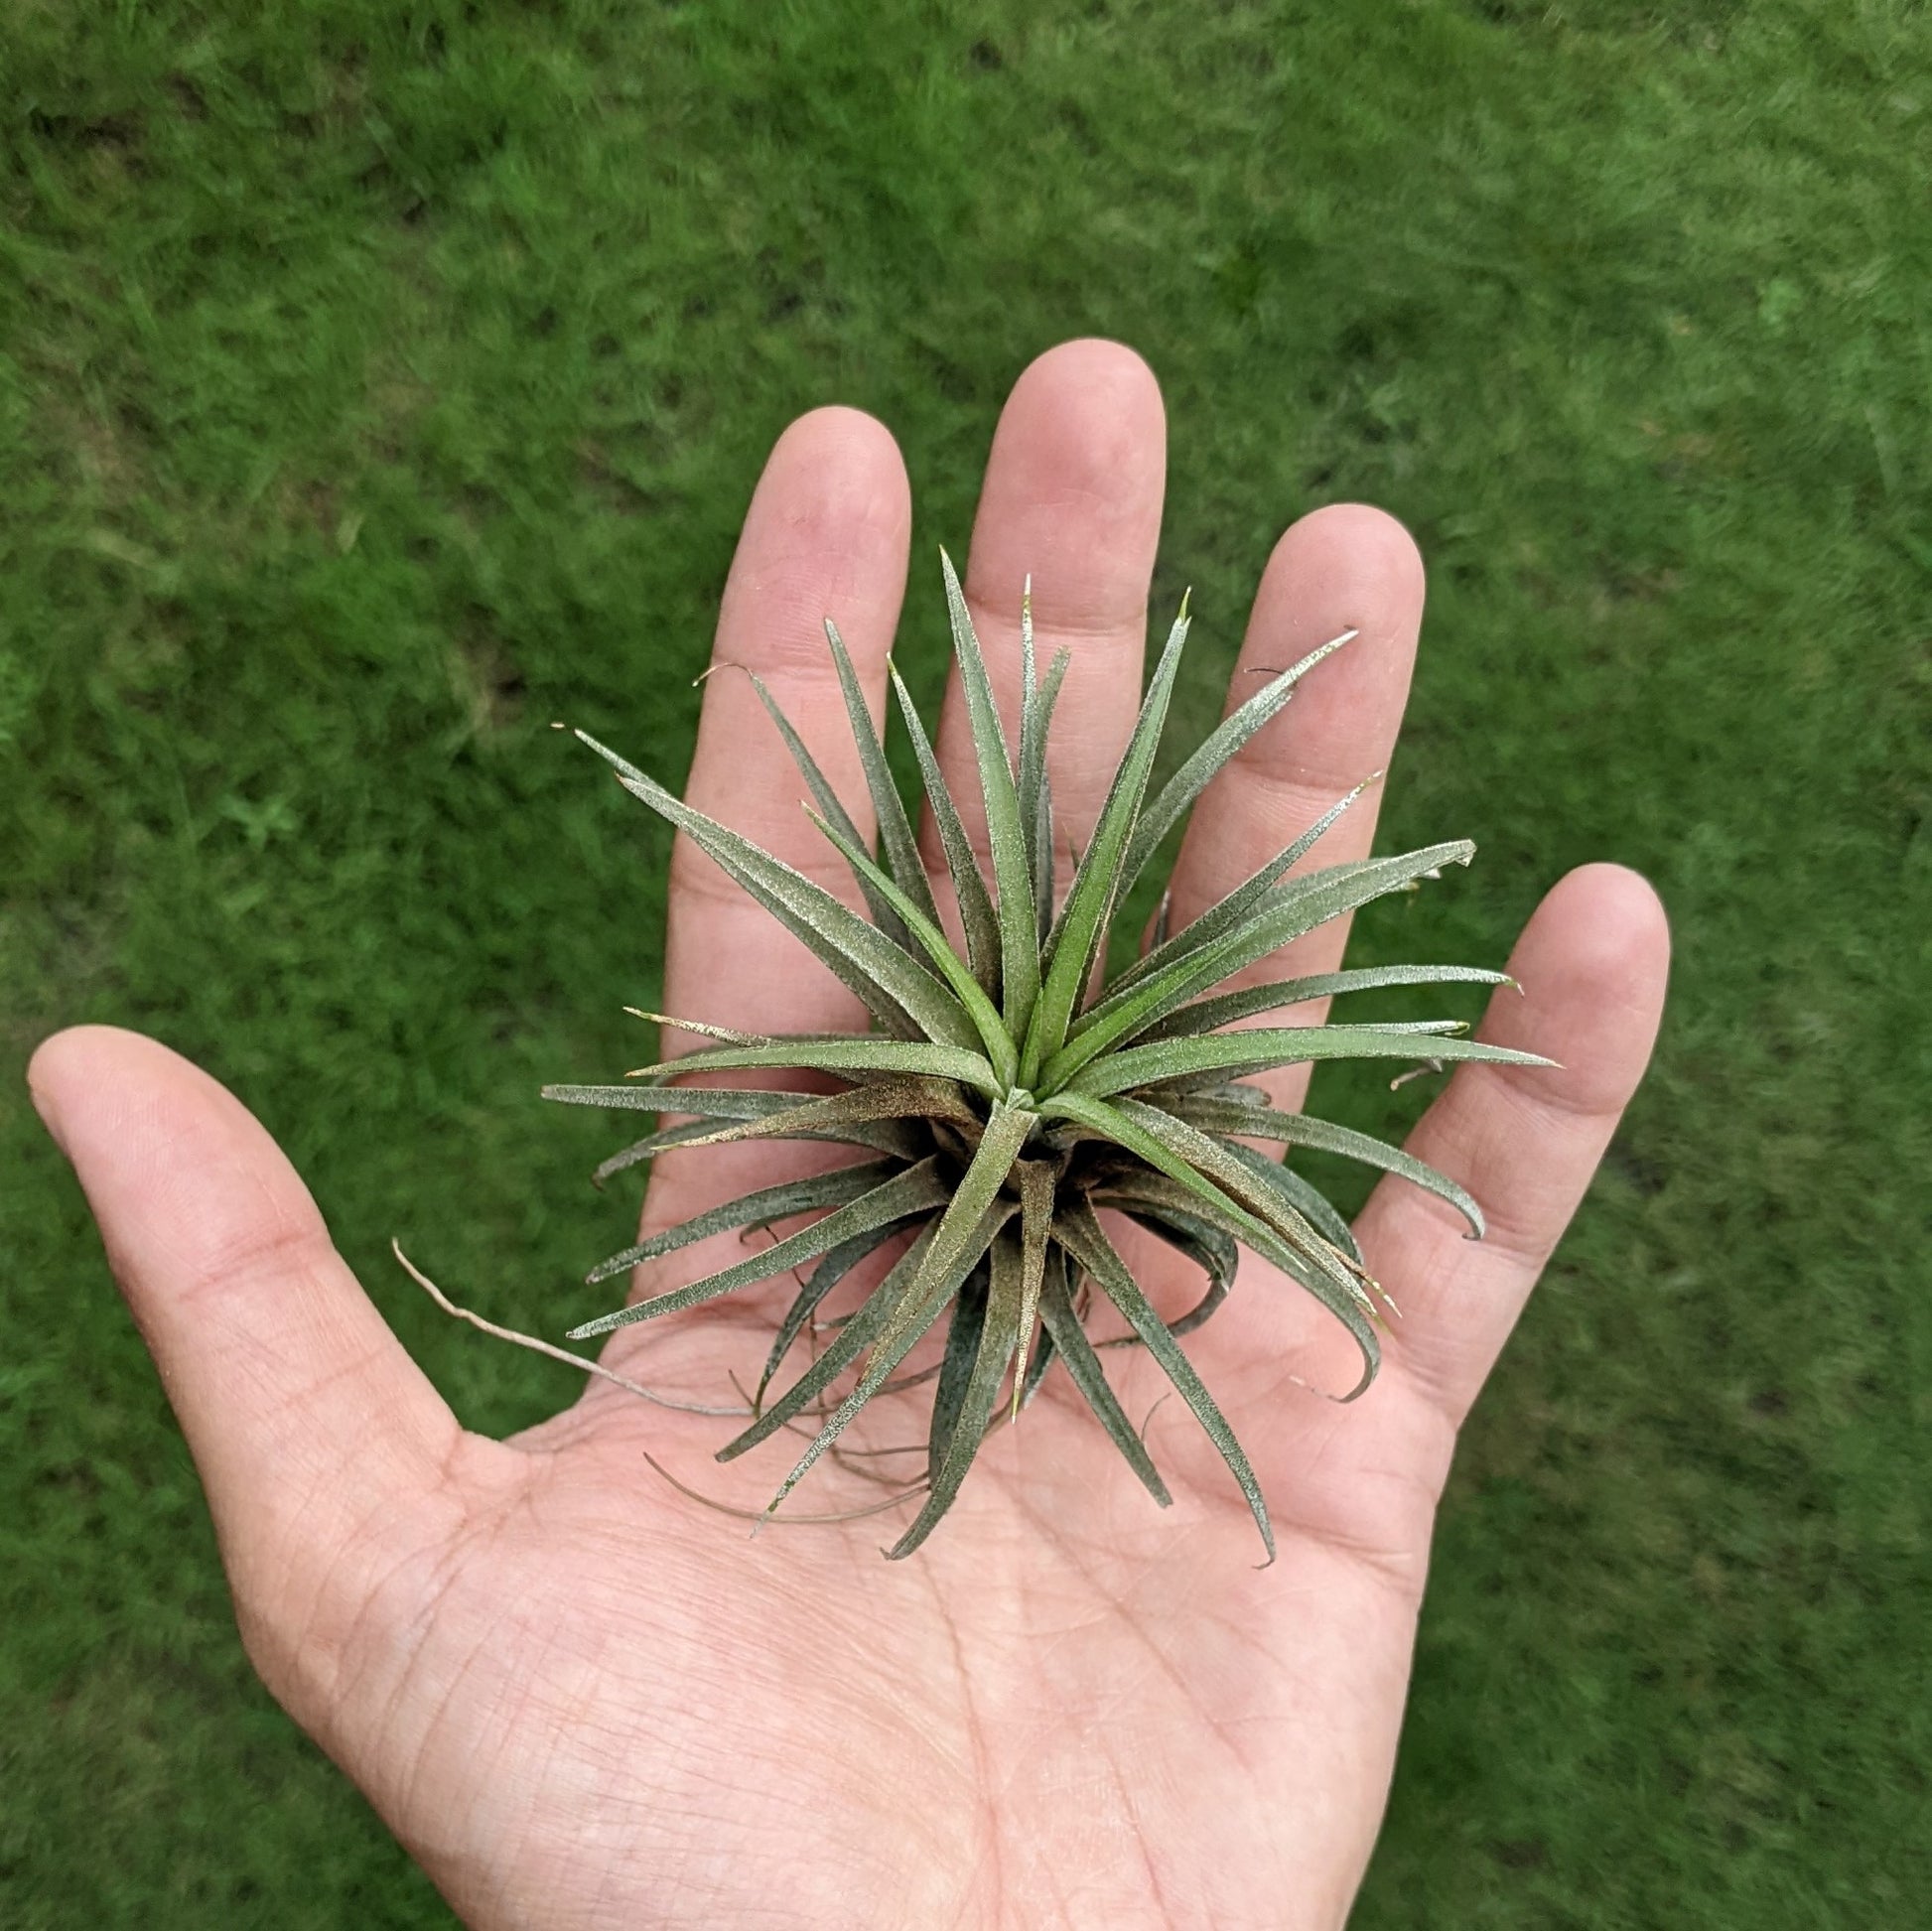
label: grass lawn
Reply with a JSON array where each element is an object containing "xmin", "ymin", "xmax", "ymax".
[{"xmin": 3, "ymin": 1, "xmax": 1927, "ymax": 1923}]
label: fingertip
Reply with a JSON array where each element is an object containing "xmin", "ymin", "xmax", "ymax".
[
  {"xmin": 989, "ymin": 339, "xmax": 1167, "ymax": 525},
  {"xmin": 716, "ymin": 407, "xmax": 912, "ymax": 689},
  {"xmin": 1013, "ymin": 336, "xmax": 1164, "ymax": 413},
  {"xmin": 1224, "ymin": 507, "xmax": 1427, "ymax": 790},
  {"xmin": 1556, "ymin": 860, "xmax": 1672, "ymax": 949},
  {"xmin": 1279, "ymin": 501, "xmax": 1427, "ymax": 609},
  {"xmin": 1483, "ymin": 864, "xmax": 1671, "ymax": 1125},
  {"xmin": 30, "ymin": 1024, "xmax": 202, "ymax": 1164},
  {"xmin": 1524, "ymin": 863, "xmax": 1672, "ymax": 1023},
  {"xmin": 759, "ymin": 405, "xmax": 912, "ymax": 554}
]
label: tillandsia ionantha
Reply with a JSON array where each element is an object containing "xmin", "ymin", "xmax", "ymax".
[{"xmin": 542, "ymin": 552, "xmax": 1552, "ymax": 1561}]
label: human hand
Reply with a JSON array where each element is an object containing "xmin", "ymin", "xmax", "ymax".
[{"xmin": 30, "ymin": 340, "xmax": 1668, "ymax": 1929}]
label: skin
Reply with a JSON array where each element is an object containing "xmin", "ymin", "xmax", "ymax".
[{"xmin": 29, "ymin": 340, "xmax": 1670, "ymax": 1930}]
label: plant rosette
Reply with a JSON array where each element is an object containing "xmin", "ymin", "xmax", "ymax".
[{"xmin": 537, "ymin": 553, "xmax": 1548, "ymax": 1560}]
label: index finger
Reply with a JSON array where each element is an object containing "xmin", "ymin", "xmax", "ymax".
[{"xmin": 662, "ymin": 406, "xmax": 912, "ymax": 1046}]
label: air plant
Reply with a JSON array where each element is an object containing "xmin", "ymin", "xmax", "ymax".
[{"xmin": 542, "ymin": 554, "xmax": 1549, "ymax": 1559}]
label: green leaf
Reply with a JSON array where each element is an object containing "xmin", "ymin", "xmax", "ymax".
[
  {"xmin": 806, "ymin": 804, "xmax": 1018, "ymax": 1087},
  {"xmin": 938, "ymin": 549, "xmax": 1039, "ymax": 1037},
  {"xmin": 590, "ymin": 1108, "xmax": 924, "ymax": 1185},
  {"xmin": 560, "ymin": 1085, "xmax": 882, "ymax": 1175},
  {"xmin": 1064, "ymin": 1026, "xmax": 1556, "ymax": 1099},
  {"xmin": 1057, "ymin": 1201, "xmax": 1273, "ymax": 1561},
  {"xmin": 1142, "ymin": 964, "xmax": 1513, "ymax": 1041},
  {"xmin": 624, "ymin": 1008, "xmax": 770, "ymax": 1046},
  {"xmin": 1216, "ymin": 1141, "xmax": 1364, "ymax": 1267},
  {"xmin": 921, "ymin": 1259, "xmax": 992, "ymax": 1486},
  {"xmin": 1099, "ymin": 781, "xmax": 1376, "ymax": 1004},
  {"xmin": 1091, "ymin": 1097, "xmax": 1375, "ymax": 1315},
  {"xmin": 759, "ymin": 1198, "xmax": 1012, "ymax": 1516},
  {"xmin": 1167, "ymin": 1099, "xmax": 1486, "ymax": 1237},
  {"xmin": 1035, "ymin": 1248, "xmax": 1173, "ymax": 1506},
  {"xmin": 542, "ymin": 1081, "xmax": 827, "ymax": 1115},
  {"xmin": 1010, "ymin": 1159, "xmax": 1055, "ymax": 1421},
  {"xmin": 579, "ymin": 1157, "xmax": 898, "ymax": 1280},
  {"xmin": 640, "ymin": 1081, "xmax": 954, "ymax": 1157},
  {"xmin": 568, "ymin": 1157, "xmax": 948, "ymax": 1330},
  {"xmin": 1119, "ymin": 626, "xmax": 1357, "ymax": 892},
  {"xmin": 891, "ymin": 660, "xmax": 1003, "ymax": 997},
  {"xmin": 889, "ymin": 1236, "xmax": 1024, "ymax": 1557},
  {"xmin": 1044, "ymin": 843, "xmax": 1481, "ymax": 1089},
  {"xmin": 1019, "ymin": 1315, "xmax": 1058, "ymax": 1410},
  {"xmin": 823, "ymin": 618, "xmax": 945, "ymax": 929},
  {"xmin": 873, "ymin": 1099, "xmax": 1035, "ymax": 1362},
  {"xmin": 575, "ymin": 730, "xmax": 977, "ymax": 1049},
  {"xmin": 1112, "ymin": 1202, "xmax": 1237, "ymax": 1336},
  {"xmin": 1032, "ymin": 766, "xmax": 1056, "ymax": 945},
  {"xmin": 722, "ymin": 1222, "xmax": 941, "ymax": 1456},
  {"xmin": 1042, "ymin": 1095, "xmax": 1378, "ymax": 1390},
  {"xmin": 1019, "ymin": 635, "xmax": 1071, "ymax": 935},
  {"xmin": 756, "ymin": 1219, "xmax": 915, "ymax": 1404},
  {"xmin": 618, "ymin": 1035, "xmax": 1004, "ymax": 1099},
  {"xmin": 549, "ymin": 1080, "xmax": 956, "ymax": 1183},
  {"xmin": 1020, "ymin": 599, "xmax": 1189, "ymax": 1084},
  {"xmin": 738, "ymin": 664, "xmax": 913, "ymax": 946}
]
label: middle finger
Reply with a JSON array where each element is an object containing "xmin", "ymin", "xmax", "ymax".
[{"xmin": 926, "ymin": 339, "xmax": 1168, "ymax": 886}]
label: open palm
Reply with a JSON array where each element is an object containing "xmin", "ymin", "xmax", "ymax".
[{"xmin": 31, "ymin": 341, "xmax": 1668, "ymax": 1929}]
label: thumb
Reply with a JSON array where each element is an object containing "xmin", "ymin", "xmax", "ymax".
[{"xmin": 28, "ymin": 1027, "xmax": 462, "ymax": 1681}]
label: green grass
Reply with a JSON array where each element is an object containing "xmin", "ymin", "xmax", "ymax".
[{"xmin": 3, "ymin": 0, "xmax": 1927, "ymax": 1922}]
